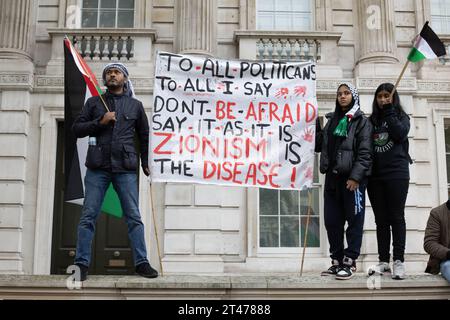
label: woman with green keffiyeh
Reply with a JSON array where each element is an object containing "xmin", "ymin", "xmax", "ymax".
[{"xmin": 315, "ymin": 83, "xmax": 373, "ymax": 280}]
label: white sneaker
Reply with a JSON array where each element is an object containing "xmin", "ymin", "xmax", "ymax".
[
  {"xmin": 392, "ymin": 260, "xmax": 405, "ymax": 280},
  {"xmin": 367, "ymin": 262, "xmax": 391, "ymax": 276}
]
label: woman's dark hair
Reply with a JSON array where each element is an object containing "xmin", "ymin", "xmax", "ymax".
[{"xmin": 371, "ymin": 83, "xmax": 405, "ymax": 124}]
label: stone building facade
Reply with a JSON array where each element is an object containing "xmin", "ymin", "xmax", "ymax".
[{"xmin": 0, "ymin": 0, "xmax": 449, "ymax": 275}]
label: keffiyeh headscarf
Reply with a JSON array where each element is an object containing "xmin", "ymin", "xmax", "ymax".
[
  {"xmin": 102, "ymin": 63, "xmax": 136, "ymax": 98},
  {"xmin": 333, "ymin": 82, "xmax": 360, "ymax": 137}
]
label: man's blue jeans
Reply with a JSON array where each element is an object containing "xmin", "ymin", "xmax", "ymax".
[
  {"xmin": 75, "ymin": 169, "xmax": 149, "ymax": 267},
  {"xmin": 441, "ymin": 260, "xmax": 450, "ymax": 283}
]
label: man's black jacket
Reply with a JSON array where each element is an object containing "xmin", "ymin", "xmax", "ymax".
[{"xmin": 73, "ymin": 92, "xmax": 149, "ymax": 173}]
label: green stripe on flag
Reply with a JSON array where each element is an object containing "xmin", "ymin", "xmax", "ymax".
[
  {"xmin": 407, "ymin": 47, "xmax": 426, "ymax": 62},
  {"xmin": 101, "ymin": 184, "xmax": 123, "ymax": 218}
]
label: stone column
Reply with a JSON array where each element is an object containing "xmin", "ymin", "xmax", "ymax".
[
  {"xmin": 176, "ymin": 0, "xmax": 217, "ymax": 56},
  {"xmin": 356, "ymin": 0, "xmax": 398, "ymax": 64},
  {"xmin": 0, "ymin": 0, "xmax": 36, "ymax": 274},
  {"xmin": 0, "ymin": 0, "xmax": 36, "ymax": 60}
]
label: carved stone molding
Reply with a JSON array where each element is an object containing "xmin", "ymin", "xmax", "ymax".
[
  {"xmin": 357, "ymin": 78, "xmax": 417, "ymax": 91},
  {"xmin": 0, "ymin": 73, "xmax": 33, "ymax": 89}
]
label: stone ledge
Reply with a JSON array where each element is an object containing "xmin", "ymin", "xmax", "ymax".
[{"xmin": 0, "ymin": 274, "xmax": 448, "ymax": 300}]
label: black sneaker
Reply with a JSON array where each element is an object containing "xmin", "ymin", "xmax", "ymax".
[
  {"xmin": 75, "ymin": 263, "xmax": 88, "ymax": 282},
  {"xmin": 135, "ymin": 263, "xmax": 158, "ymax": 279},
  {"xmin": 321, "ymin": 259, "xmax": 340, "ymax": 276},
  {"xmin": 336, "ymin": 257, "xmax": 355, "ymax": 280}
]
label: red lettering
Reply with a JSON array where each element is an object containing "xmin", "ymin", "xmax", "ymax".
[
  {"xmin": 281, "ymin": 103, "xmax": 294, "ymax": 125},
  {"xmin": 245, "ymin": 101, "xmax": 257, "ymax": 121},
  {"xmin": 184, "ymin": 134, "xmax": 200, "ymax": 153},
  {"xmin": 268, "ymin": 164, "xmax": 282, "ymax": 188},
  {"xmin": 153, "ymin": 132, "xmax": 174, "ymax": 155},
  {"xmin": 216, "ymin": 100, "xmax": 236, "ymax": 120},
  {"xmin": 245, "ymin": 163, "xmax": 257, "ymax": 185},
  {"xmin": 257, "ymin": 162, "xmax": 269, "ymax": 185},
  {"xmin": 230, "ymin": 137, "xmax": 243, "ymax": 159},
  {"xmin": 269, "ymin": 102, "xmax": 280, "ymax": 122},
  {"xmin": 246, "ymin": 138, "xmax": 267, "ymax": 160},
  {"xmin": 232, "ymin": 162, "xmax": 244, "ymax": 185},
  {"xmin": 203, "ymin": 161, "xmax": 216, "ymax": 179},
  {"xmin": 202, "ymin": 137, "xmax": 219, "ymax": 157},
  {"xmin": 306, "ymin": 103, "xmax": 317, "ymax": 123},
  {"xmin": 222, "ymin": 162, "xmax": 233, "ymax": 181}
]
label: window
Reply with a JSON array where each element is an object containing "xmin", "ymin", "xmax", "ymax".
[
  {"xmin": 445, "ymin": 119, "xmax": 450, "ymax": 197},
  {"xmin": 259, "ymin": 155, "xmax": 321, "ymax": 249},
  {"xmin": 256, "ymin": 0, "xmax": 313, "ymax": 31},
  {"xmin": 81, "ymin": 0, "xmax": 135, "ymax": 28},
  {"xmin": 431, "ymin": 0, "xmax": 450, "ymax": 34}
]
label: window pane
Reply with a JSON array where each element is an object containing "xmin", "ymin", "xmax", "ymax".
[
  {"xmin": 430, "ymin": 0, "xmax": 441, "ymax": 15},
  {"xmin": 313, "ymin": 154, "xmax": 319, "ymax": 183},
  {"xmin": 260, "ymin": 189, "xmax": 278, "ymax": 215},
  {"xmin": 274, "ymin": 13, "xmax": 291, "ymax": 30},
  {"xmin": 280, "ymin": 190, "xmax": 298, "ymax": 215},
  {"xmin": 447, "ymin": 154, "xmax": 450, "ymax": 184},
  {"xmin": 101, "ymin": 0, "xmax": 117, "ymax": 8},
  {"xmin": 82, "ymin": 10, "xmax": 98, "ymax": 28},
  {"xmin": 83, "ymin": 0, "xmax": 99, "ymax": 9},
  {"xmin": 301, "ymin": 217, "xmax": 320, "ymax": 247},
  {"xmin": 445, "ymin": 121, "xmax": 450, "ymax": 152},
  {"xmin": 280, "ymin": 217, "xmax": 299, "ymax": 247},
  {"xmin": 119, "ymin": 0, "xmax": 134, "ymax": 9},
  {"xmin": 300, "ymin": 189, "xmax": 319, "ymax": 216},
  {"xmin": 293, "ymin": 0, "xmax": 311, "ymax": 11},
  {"xmin": 99, "ymin": 10, "xmax": 116, "ymax": 27},
  {"xmin": 293, "ymin": 14, "xmax": 311, "ymax": 31},
  {"xmin": 260, "ymin": 217, "xmax": 279, "ymax": 247},
  {"xmin": 275, "ymin": 0, "xmax": 291, "ymax": 11},
  {"xmin": 257, "ymin": 13, "xmax": 274, "ymax": 29},
  {"xmin": 258, "ymin": 0, "xmax": 275, "ymax": 11},
  {"xmin": 117, "ymin": 11, "xmax": 134, "ymax": 27}
]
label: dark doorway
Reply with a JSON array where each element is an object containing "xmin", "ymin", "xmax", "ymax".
[{"xmin": 51, "ymin": 121, "xmax": 134, "ymax": 275}]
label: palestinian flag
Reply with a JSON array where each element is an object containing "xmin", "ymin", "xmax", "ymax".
[
  {"xmin": 64, "ymin": 36, "xmax": 123, "ymax": 218},
  {"xmin": 407, "ymin": 21, "xmax": 446, "ymax": 62}
]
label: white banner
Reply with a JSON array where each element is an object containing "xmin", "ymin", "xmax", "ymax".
[{"xmin": 151, "ymin": 51, "xmax": 318, "ymax": 190}]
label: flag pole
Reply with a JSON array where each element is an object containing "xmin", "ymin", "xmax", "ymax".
[
  {"xmin": 300, "ymin": 190, "xmax": 313, "ymax": 276},
  {"xmin": 148, "ymin": 181, "xmax": 164, "ymax": 276},
  {"xmin": 98, "ymin": 94, "xmax": 111, "ymax": 113},
  {"xmin": 67, "ymin": 35, "xmax": 110, "ymax": 113},
  {"xmin": 390, "ymin": 59, "xmax": 410, "ymax": 100}
]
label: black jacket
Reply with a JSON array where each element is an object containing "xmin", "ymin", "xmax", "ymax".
[
  {"xmin": 315, "ymin": 109, "xmax": 373, "ymax": 183},
  {"xmin": 370, "ymin": 104, "xmax": 411, "ymax": 180},
  {"xmin": 72, "ymin": 92, "xmax": 149, "ymax": 173}
]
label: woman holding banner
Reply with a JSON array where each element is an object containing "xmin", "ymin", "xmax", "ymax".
[
  {"xmin": 367, "ymin": 83, "xmax": 412, "ymax": 280},
  {"xmin": 315, "ymin": 83, "xmax": 373, "ymax": 280}
]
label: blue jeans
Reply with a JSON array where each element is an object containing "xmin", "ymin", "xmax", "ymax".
[
  {"xmin": 441, "ymin": 260, "xmax": 450, "ymax": 283},
  {"xmin": 75, "ymin": 169, "xmax": 149, "ymax": 267}
]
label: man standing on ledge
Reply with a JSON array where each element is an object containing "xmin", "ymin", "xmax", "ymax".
[{"xmin": 72, "ymin": 63, "xmax": 158, "ymax": 281}]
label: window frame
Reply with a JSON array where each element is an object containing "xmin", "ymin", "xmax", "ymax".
[
  {"xmin": 255, "ymin": 0, "xmax": 315, "ymax": 32},
  {"xmin": 433, "ymin": 106, "xmax": 450, "ymax": 204},
  {"xmin": 80, "ymin": 0, "xmax": 136, "ymax": 29},
  {"xmin": 256, "ymin": 116, "xmax": 326, "ymax": 256},
  {"xmin": 430, "ymin": 0, "xmax": 450, "ymax": 34}
]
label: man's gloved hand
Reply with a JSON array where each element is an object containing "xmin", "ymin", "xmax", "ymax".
[{"xmin": 143, "ymin": 167, "xmax": 151, "ymax": 177}]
